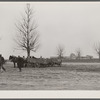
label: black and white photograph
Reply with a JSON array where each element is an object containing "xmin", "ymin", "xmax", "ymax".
[{"xmin": 0, "ymin": 2, "xmax": 100, "ymax": 91}]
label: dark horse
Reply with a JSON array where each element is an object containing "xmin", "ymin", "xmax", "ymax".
[
  {"xmin": 9, "ymin": 55, "xmax": 27, "ymax": 68},
  {"xmin": 9, "ymin": 55, "xmax": 18, "ymax": 68}
]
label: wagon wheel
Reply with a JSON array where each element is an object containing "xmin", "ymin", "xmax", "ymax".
[
  {"xmin": 27, "ymin": 62, "xmax": 32, "ymax": 67},
  {"xmin": 34, "ymin": 63, "xmax": 39, "ymax": 68}
]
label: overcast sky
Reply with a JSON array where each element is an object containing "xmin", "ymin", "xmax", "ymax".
[{"xmin": 0, "ymin": 2, "xmax": 100, "ymax": 59}]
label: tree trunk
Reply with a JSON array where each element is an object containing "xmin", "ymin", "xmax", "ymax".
[
  {"xmin": 27, "ymin": 49, "xmax": 30, "ymax": 58},
  {"xmin": 26, "ymin": 49, "xmax": 30, "ymax": 67}
]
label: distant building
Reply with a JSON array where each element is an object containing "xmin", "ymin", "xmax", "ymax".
[
  {"xmin": 80, "ymin": 56, "xmax": 87, "ymax": 59},
  {"xmin": 86, "ymin": 55, "xmax": 93, "ymax": 59},
  {"xmin": 79, "ymin": 55, "xmax": 93, "ymax": 59}
]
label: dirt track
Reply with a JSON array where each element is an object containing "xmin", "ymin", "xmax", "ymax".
[{"xmin": 0, "ymin": 62, "xmax": 100, "ymax": 90}]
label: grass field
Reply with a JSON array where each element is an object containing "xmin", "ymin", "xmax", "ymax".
[{"xmin": 0, "ymin": 62, "xmax": 100, "ymax": 90}]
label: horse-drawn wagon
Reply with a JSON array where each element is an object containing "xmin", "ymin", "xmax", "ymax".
[{"xmin": 9, "ymin": 55, "xmax": 62, "ymax": 68}]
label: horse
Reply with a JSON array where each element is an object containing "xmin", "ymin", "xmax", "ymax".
[
  {"xmin": 9, "ymin": 55, "xmax": 18, "ymax": 68},
  {"xmin": 9, "ymin": 55, "xmax": 27, "ymax": 68}
]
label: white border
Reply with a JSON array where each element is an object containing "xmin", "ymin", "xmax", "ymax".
[
  {"xmin": 0, "ymin": 91, "xmax": 99, "ymax": 98},
  {"xmin": 0, "ymin": 2, "xmax": 100, "ymax": 98}
]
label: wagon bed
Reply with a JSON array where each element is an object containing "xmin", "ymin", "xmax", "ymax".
[{"xmin": 27, "ymin": 57, "xmax": 62, "ymax": 67}]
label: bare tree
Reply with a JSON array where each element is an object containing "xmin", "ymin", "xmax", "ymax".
[
  {"xmin": 15, "ymin": 4, "xmax": 40, "ymax": 58},
  {"xmin": 94, "ymin": 42, "xmax": 100, "ymax": 61},
  {"xmin": 75, "ymin": 48, "xmax": 82, "ymax": 59},
  {"xmin": 57, "ymin": 45, "xmax": 65, "ymax": 59}
]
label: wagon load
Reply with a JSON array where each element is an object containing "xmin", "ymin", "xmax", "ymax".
[
  {"xmin": 50, "ymin": 58, "xmax": 62, "ymax": 67},
  {"xmin": 27, "ymin": 57, "xmax": 62, "ymax": 68},
  {"xmin": 27, "ymin": 57, "xmax": 40, "ymax": 67}
]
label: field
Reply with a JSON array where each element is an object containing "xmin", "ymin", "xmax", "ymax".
[{"xmin": 0, "ymin": 62, "xmax": 100, "ymax": 90}]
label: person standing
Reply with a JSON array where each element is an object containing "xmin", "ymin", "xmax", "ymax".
[
  {"xmin": 22, "ymin": 56, "xmax": 26, "ymax": 67},
  {"xmin": 0, "ymin": 54, "xmax": 6, "ymax": 72},
  {"xmin": 17, "ymin": 56, "xmax": 23, "ymax": 72}
]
